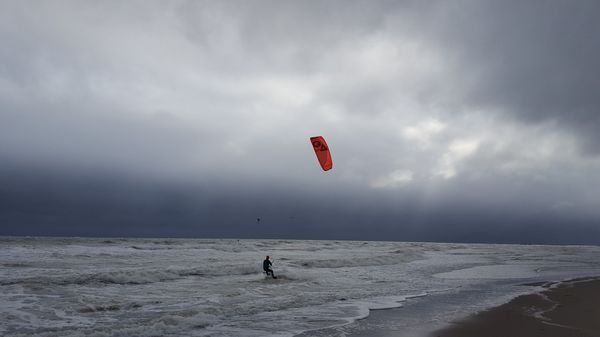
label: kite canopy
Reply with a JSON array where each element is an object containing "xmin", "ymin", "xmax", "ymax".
[{"xmin": 310, "ymin": 136, "xmax": 333, "ymax": 171}]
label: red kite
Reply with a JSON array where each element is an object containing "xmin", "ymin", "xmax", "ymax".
[{"xmin": 310, "ymin": 136, "xmax": 333, "ymax": 171}]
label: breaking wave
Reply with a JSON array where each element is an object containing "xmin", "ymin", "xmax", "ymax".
[{"xmin": 1, "ymin": 265, "xmax": 262, "ymax": 287}]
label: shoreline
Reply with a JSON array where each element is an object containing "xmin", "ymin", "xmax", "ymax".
[
  {"xmin": 326, "ymin": 276, "xmax": 600, "ymax": 337},
  {"xmin": 430, "ymin": 277, "xmax": 600, "ymax": 337}
]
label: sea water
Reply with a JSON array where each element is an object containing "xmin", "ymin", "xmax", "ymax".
[{"xmin": 2, "ymin": 237, "xmax": 600, "ymax": 337}]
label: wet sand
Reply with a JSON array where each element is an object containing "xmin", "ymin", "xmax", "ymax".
[{"xmin": 431, "ymin": 277, "xmax": 600, "ymax": 337}]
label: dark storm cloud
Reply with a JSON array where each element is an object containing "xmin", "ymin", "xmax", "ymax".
[
  {"xmin": 419, "ymin": 1, "xmax": 600, "ymax": 151},
  {"xmin": 2, "ymin": 165, "xmax": 599, "ymax": 244},
  {"xmin": 1, "ymin": 1, "xmax": 600, "ymax": 243}
]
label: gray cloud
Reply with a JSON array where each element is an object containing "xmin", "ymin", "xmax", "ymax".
[
  {"xmin": 419, "ymin": 1, "xmax": 600, "ymax": 150},
  {"xmin": 1, "ymin": 1, "xmax": 600, "ymax": 243}
]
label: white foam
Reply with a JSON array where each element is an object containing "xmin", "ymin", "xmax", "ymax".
[{"xmin": 434, "ymin": 264, "xmax": 543, "ymax": 279}]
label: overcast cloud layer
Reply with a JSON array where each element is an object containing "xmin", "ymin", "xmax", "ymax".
[{"xmin": 2, "ymin": 1, "xmax": 600, "ymax": 243}]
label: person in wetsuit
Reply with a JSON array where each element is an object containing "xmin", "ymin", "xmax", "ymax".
[{"xmin": 263, "ymin": 256, "xmax": 277, "ymax": 279}]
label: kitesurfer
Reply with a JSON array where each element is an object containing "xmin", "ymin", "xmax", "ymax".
[{"xmin": 263, "ymin": 256, "xmax": 277, "ymax": 279}]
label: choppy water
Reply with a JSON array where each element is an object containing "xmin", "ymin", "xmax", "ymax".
[{"xmin": 2, "ymin": 237, "xmax": 600, "ymax": 337}]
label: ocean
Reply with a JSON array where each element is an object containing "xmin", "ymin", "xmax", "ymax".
[{"xmin": 2, "ymin": 237, "xmax": 600, "ymax": 337}]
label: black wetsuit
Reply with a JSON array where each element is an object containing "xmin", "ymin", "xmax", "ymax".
[{"xmin": 263, "ymin": 259, "xmax": 276, "ymax": 278}]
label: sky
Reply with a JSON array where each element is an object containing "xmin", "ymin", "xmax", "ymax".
[{"xmin": 2, "ymin": 1, "xmax": 600, "ymax": 244}]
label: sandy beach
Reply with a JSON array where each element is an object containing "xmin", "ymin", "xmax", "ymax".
[{"xmin": 431, "ymin": 277, "xmax": 600, "ymax": 337}]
